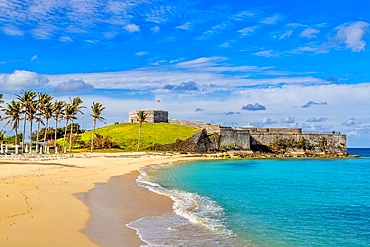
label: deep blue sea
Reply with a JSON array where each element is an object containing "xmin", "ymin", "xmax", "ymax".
[{"xmin": 128, "ymin": 148, "xmax": 370, "ymax": 246}]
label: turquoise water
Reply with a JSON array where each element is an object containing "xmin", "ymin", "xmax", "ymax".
[{"xmin": 130, "ymin": 148, "xmax": 370, "ymax": 246}]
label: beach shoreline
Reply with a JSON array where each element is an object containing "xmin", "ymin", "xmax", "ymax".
[{"xmin": 0, "ymin": 152, "xmax": 205, "ymax": 247}]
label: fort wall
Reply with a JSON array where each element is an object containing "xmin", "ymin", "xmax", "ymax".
[{"xmin": 129, "ymin": 110, "xmax": 168, "ymax": 123}]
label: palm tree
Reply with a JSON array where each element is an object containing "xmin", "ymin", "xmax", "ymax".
[
  {"xmin": 53, "ymin": 100, "xmax": 65, "ymax": 150},
  {"xmin": 68, "ymin": 97, "xmax": 85, "ymax": 152},
  {"xmin": 2, "ymin": 100, "xmax": 22, "ymax": 154},
  {"xmin": 136, "ymin": 110, "xmax": 147, "ymax": 151},
  {"xmin": 35, "ymin": 92, "xmax": 53, "ymax": 151},
  {"xmin": 43, "ymin": 101, "xmax": 54, "ymax": 152},
  {"xmin": 16, "ymin": 90, "xmax": 36, "ymax": 152},
  {"xmin": 62, "ymin": 103, "xmax": 73, "ymax": 152},
  {"xmin": 0, "ymin": 93, "xmax": 4, "ymax": 117},
  {"xmin": 27, "ymin": 101, "xmax": 37, "ymax": 153},
  {"xmin": 90, "ymin": 102, "xmax": 106, "ymax": 152}
]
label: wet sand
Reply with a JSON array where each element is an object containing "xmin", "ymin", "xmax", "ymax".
[
  {"xmin": 0, "ymin": 153, "xmax": 204, "ymax": 247},
  {"xmin": 79, "ymin": 171, "xmax": 174, "ymax": 247}
]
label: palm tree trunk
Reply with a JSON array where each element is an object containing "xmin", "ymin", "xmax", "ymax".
[
  {"xmin": 63, "ymin": 119, "xmax": 68, "ymax": 153},
  {"xmin": 91, "ymin": 119, "xmax": 96, "ymax": 153},
  {"xmin": 137, "ymin": 123, "xmax": 142, "ymax": 151},
  {"xmin": 44, "ymin": 119, "xmax": 49, "ymax": 152},
  {"xmin": 22, "ymin": 113, "xmax": 27, "ymax": 153},
  {"xmin": 69, "ymin": 119, "xmax": 74, "ymax": 152},
  {"xmin": 55, "ymin": 117, "xmax": 58, "ymax": 149},
  {"xmin": 36, "ymin": 121, "xmax": 40, "ymax": 151},
  {"xmin": 15, "ymin": 127, "xmax": 18, "ymax": 155},
  {"xmin": 29, "ymin": 120, "xmax": 33, "ymax": 153}
]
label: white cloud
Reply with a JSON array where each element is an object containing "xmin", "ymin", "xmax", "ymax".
[
  {"xmin": 135, "ymin": 51, "xmax": 147, "ymax": 56},
  {"xmin": 32, "ymin": 24, "xmax": 56, "ymax": 39},
  {"xmin": 281, "ymin": 116, "xmax": 295, "ymax": 123},
  {"xmin": 60, "ymin": 36, "xmax": 73, "ymax": 42},
  {"xmin": 336, "ymin": 21, "xmax": 370, "ymax": 52},
  {"xmin": 300, "ymin": 28, "xmax": 320, "ymax": 39},
  {"xmin": 31, "ymin": 55, "xmax": 38, "ymax": 61},
  {"xmin": 53, "ymin": 79, "xmax": 94, "ymax": 94},
  {"xmin": 275, "ymin": 30, "xmax": 293, "ymax": 40},
  {"xmin": 151, "ymin": 26, "xmax": 160, "ymax": 32},
  {"xmin": 2, "ymin": 25, "xmax": 24, "ymax": 36},
  {"xmin": 176, "ymin": 22, "xmax": 192, "ymax": 30},
  {"xmin": 237, "ymin": 27, "xmax": 257, "ymax": 36},
  {"xmin": 253, "ymin": 50, "xmax": 277, "ymax": 57},
  {"xmin": 125, "ymin": 24, "xmax": 140, "ymax": 33},
  {"xmin": 260, "ymin": 14, "xmax": 283, "ymax": 25},
  {"xmin": 0, "ymin": 70, "xmax": 49, "ymax": 92}
]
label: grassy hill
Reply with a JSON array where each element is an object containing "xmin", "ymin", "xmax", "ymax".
[{"xmin": 79, "ymin": 122, "xmax": 200, "ymax": 151}]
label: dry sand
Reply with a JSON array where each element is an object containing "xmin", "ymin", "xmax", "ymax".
[{"xmin": 0, "ymin": 153, "xmax": 205, "ymax": 247}]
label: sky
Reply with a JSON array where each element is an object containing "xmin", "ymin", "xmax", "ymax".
[{"xmin": 0, "ymin": 0, "xmax": 369, "ymax": 147}]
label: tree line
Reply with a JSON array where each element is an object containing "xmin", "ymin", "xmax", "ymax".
[{"xmin": 0, "ymin": 90, "xmax": 105, "ymax": 154}]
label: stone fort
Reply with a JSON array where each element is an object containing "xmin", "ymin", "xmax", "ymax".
[{"xmin": 128, "ymin": 109, "xmax": 347, "ymax": 156}]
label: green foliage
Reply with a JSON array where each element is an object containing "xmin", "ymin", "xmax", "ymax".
[
  {"xmin": 80, "ymin": 123, "xmax": 199, "ymax": 151},
  {"xmin": 85, "ymin": 133, "xmax": 118, "ymax": 149},
  {"xmin": 298, "ymin": 137, "xmax": 307, "ymax": 150},
  {"xmin": 4, "ymin": 134, "xmax": 22, "ymax": 144}
]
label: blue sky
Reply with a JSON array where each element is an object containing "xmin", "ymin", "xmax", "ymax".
[{"xmin": 0, "ymin": 0, "xmax": 369, "ymax": 147}]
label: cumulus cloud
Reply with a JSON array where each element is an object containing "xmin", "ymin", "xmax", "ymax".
[
  {"xmin": 223, "ymin": 111, "xmax": 241, "ymax": 115},
  {"xmin": 300, "ymin": 28, "xmax": 320, "ymax": 39},
  {"xmin": 163, "ymin": 81, "xmax": 199, "ymax": 91},
  {"xmin": 125, "ymin": 24, "xmax": 140, "ymax": 33},
  {"xmin": 195, "ymin": 108, "xmax": 204, "ymax": 112},
  {"xmin": 341, "ymin": 118, "xmax": 357, "ymax": 127},
  {"xmin": 306, "ymin": 117, "xmax": 328, "ymax": 122},
  {"xmin": 262, "ymin": 117, "xmax": 277, "ymax": 125},
  {"xmin": 53, "ymin": 79, "xmax": 94, "ymax": 94},
  {"xmin": 302, "ymin": 123, "xmax": 332, "ymax": 132},
  {"xmin": 247, "ymin": 117, "xmax": 277, "ymax": 128},
  {"xmin": 302, "ymin": 101, "xmax": 328, "ymax": 108},
  {"xmin": 241, "ymin": 103, "xmax": 266, "ymax": 111},
  {"xmin": 281, "ymin": 116, "xmax": 295, "ymax": 123},
  {"xmin": 0, "ymin": 70, "xmax": 49, "ymax": 92},
  {"xmin": 336, "ymin": 21, "xmax": 369, "ymax": 52}
]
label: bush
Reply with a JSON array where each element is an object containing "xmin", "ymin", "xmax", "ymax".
[{"xmin": 85, "ymin": 133, "xmax": 119, "ymax": 149}]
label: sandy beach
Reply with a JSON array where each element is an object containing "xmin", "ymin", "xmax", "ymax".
[{"xmin": 0, "ymin": 152, "xmax": 204, "ymax": 247}]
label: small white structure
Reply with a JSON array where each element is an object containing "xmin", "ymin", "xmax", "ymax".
[{"xmin": 128, "ymin": 110, "xmax": 169, "ymax": 123}]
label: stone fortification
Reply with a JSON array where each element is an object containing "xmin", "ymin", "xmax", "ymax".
[
  {"xmin": 244, "ymin": 128, "xmax": 302, "ymax": 134},
  {"xmin": 250, "ymin": 133, "xmax": 347, "ymax": 156},
  {"xmin": 167, "ymin": 118, "xmax": 347, "ymax": 156},
  {"xmin": 169, "ymin": 119, "xmax": 221, "ymax": 133},
  {"xmin": 129, "ymin": 110, "xmax": 168, "ymax": 123},
  {"xmin": 169, "ymin": 119, "xmax": 250, "ymax": 151}
]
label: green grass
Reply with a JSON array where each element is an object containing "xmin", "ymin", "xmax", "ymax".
[{"xmin": 79, "ymin": 122, "xmax": 200, "ymax": 151}]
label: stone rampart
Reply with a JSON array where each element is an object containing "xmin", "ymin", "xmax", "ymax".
[
  {"xmin": 169, "ymin": 119, "xmax": 221, "ymax": 133},
  {"xmin": 250, "ymin": 133, "xmax": 347, "ymax": 156},
  {"xmin": 243, "ymin": 128, "xmax": 302, "ymax": 134}
]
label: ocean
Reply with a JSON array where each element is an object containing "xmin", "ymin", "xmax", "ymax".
[{"xmin": 128, "ymin": 148, "xmax": 370, "ymax": 246}]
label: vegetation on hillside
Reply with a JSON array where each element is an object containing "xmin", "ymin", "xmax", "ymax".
[{"xmin": 80, "ymin": 123, "xmax": 200, "ymax": 151}]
